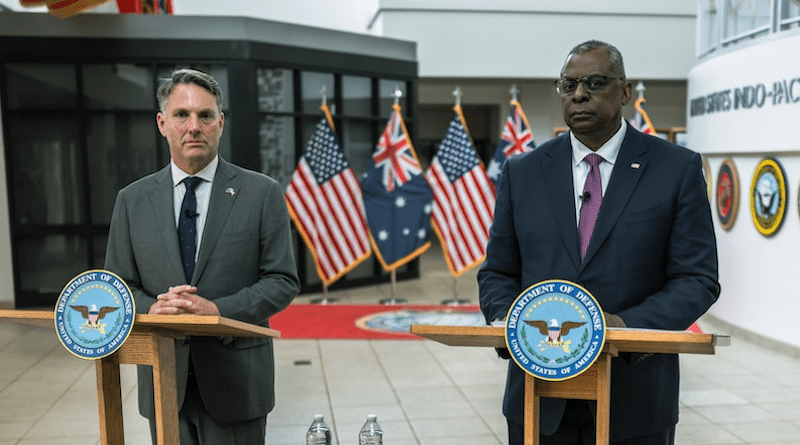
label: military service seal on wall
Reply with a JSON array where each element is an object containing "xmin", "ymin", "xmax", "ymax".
[
  {"xmin": 505, "ymin": 280, "xmax": 606, "ymax": 381},
  {"xmin": 54, "ymin": 270, "xmax": 135, "ymax": 360},
  {"xmin": 716, "ymin": 159, "xmax": 740, "ymax": 231},
  {"xmin": 750, "ymin": 158, "xmax": 787, "ymax": 237}
]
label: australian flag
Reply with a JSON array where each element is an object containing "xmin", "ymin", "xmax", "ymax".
[
  {"xmin": 361, "ymin": 105, "xmax": 434, "ymax": 271},
  {"xmin": 486, "ymin": 100, "xmax": 536, "ymax": 189}
]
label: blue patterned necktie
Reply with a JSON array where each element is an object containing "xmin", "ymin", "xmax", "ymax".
[
  {"xmin": 578, "ymin": 154, "xmax": 603, "ymax": 262},
  {"xmin": 178, "ymin": 177, "xmax": 203, "ymax": 283}
]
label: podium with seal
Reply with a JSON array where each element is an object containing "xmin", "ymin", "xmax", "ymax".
[
  {"xmin": 0, "ymin": 310, "xmax": 279, "ymax": 445},
  {"xmin": 0, "ymin": 269, "xmax": 280, "ymax": 445},
  {"xmin": 411, "ymin": 280, "xmax": 729, "ymax": 445}
]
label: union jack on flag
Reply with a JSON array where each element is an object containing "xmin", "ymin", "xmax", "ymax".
[
  {"xmin": 373, "ymin": 107, "xmax": 422, "ymax": 192},
  {"xmin": 361, "ymin": 105, "xmax": 434, "ymax": 270},
  {"xmin": 486, "ymin": 100, "xmax": 536, "ymax": 188},
  {"xmin": 426, "ymin": 106, "xmax": 496, "ymax": 277},
  {"xmin": 285, "ymin": 104, "xmax": 371, "ymax": 286}
]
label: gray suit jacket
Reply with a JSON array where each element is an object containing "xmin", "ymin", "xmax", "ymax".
[{"xmin": 105, "ymin": 158, "xmax": 300, "ymax": 423}]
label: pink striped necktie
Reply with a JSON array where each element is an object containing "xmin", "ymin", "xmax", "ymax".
[{"xmin": 578, "ymin": 154, "xmax": 603, "ymax": 262}]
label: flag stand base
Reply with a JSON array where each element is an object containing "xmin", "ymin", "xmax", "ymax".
[
  {"xmin": 311, "ymin": 284, "xmax": 337, "ymax": 304},
  {"xmin": 380, "ymin": 298, "xmax": 407, "ymax": 305},
  {"xmin": 379, "ymin": 270, "xmax": 406, "ymax": 304},
  {"xmin": 441, "ymin": 277, "xmax": 470, "ymax": 305},
  {"xmin": 441, "ymin": 299, "xmax": 471, "ymax": 306},
  {"xmin": 311, "ymin": 297, "xmax": 338, "ymax": 304}
]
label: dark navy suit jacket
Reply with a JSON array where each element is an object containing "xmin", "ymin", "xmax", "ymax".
[{"xmin": 478, "ymin": 126, "xmax": 719, "ymax": 440}]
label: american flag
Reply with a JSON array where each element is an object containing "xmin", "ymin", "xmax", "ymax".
[
  {"xmin": 631, "ymin": 97, "xmax": 657, "ymax": 135},
  {"xmin": 285, "ymin": 105, "xmax": 371, "ymax": 286},
  {"xmin": 361, "ymin": 105, "xmax": 433, "ymax": 270},
  {"xmin": 426, "ymin": 107, "xmax": 496, "ymax": 277},
  {"xmin": 486, "ymin": 100, "xmax": 536, "ymax": 188}
]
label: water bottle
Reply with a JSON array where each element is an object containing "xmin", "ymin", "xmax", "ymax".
[
  {"xmin": 358, "ymin": 414, "xmax": 383, "ymax": 445},
  {"xmin": 306, "ymin": 414, "xmax": 332, "ymax": 445}
]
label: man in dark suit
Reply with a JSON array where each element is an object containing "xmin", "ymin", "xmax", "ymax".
[
  {"xmin": 105, "ymin": 68, "xmax": 300, "ymax": 444},
  {"xmin": 478, "ymin": 40, "xmax": 720, "ymax": 445}
]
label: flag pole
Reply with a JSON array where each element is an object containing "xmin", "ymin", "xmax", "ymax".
[
  {"xmin": 311, "ymin": 282, "xmax": 339, "ymax": 305},
  {"xmin": 442, "ymin": 275, "xmax": 469, "ymax": 306},
  {"xmin": 309, "ymin": 86, "xmax": 340, "ymax": 305},
  {"xmin": 379, "ymin": 86, "xmax": 408, "ymax": 305},
  {"xmin": 636, "ymin": 81, "xmax": 646, "ymax": 100},
  {"xmin": 380, "ymin": 269, "xmax": 406, "ymax": 305}
]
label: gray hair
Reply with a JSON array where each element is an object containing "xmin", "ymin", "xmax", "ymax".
[
  {"xmin": 156, "ymin": 68, "xmax": 223, "ymax": 112},
  {"xmin": 561, "ymin": 40, "xmax": 626, "ymax": 79}
]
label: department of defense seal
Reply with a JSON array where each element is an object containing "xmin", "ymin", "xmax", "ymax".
[
  {"xmin": 54, "ymin": 270, "xmax": 135, "ymax": 360},
  {"xmin": 716, "ymin": 159, "xmax": 739, "ymax": 231},
  {"xmin": 750, "ymin": 158, "xmax": 786, "ymax": 237},
  {"xmin": 505, "ymin": 280, "xmax": 605, "ymax": 381}
]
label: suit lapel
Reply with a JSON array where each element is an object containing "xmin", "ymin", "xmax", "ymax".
[
  {"xmin": 149, "ymin": 166, "xmax": 186, "ymax": 282},
  {"xmin": 193, "ymin": 159, "xmax": 239, "ymax": 282},
  {"xmin": 541, "ymin": 136, "xmax": 581, "ymax": 271},
  {"xmin": 581, "ymin": 129, "xmax": 648, "ymax": 266}
]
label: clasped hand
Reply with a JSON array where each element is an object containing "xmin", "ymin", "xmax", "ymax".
[{"xmin": 149, "ymin": 284, "xmax": 220, "ymax": 316}]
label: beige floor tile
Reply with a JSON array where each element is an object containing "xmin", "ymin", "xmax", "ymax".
[
  {"xmin": 674, "ymin": 423, "xmax": 744, "ymax": 444},
  {"xmin": 410, "ymin": 416, "xmax": 495, "ymax": 438},
  {"xmin": 721, "ymin": 420, "xmax": 800, "ymax": 443}
]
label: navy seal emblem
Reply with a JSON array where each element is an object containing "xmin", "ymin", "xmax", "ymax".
[
  {"xmin": 54, "ymin": 270, "xmax": 135, "ymax": 360},
  {"xmin": 505, "ymin": 280, "xmax": 605, "ymax": 381},
  {"xmin": 750, "ymin": 158, "xmax": 786, "ymax": 237}
]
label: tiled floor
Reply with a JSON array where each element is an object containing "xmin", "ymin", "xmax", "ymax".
[{"xmin": 2, "ymin": 241, "xmax": 800, "ymax": 444}]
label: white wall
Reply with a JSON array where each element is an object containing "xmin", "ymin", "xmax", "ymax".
[
  {"xmin": 0, "ymin": 88, "xmax": 13, "ymax": 309},
  {"xmin": 376, "ymin": 1, "xmax": 697, "ymax": 79},
  {"xmin": 687, "ymin": 34, "xmax": 800, "ymax": 348}
]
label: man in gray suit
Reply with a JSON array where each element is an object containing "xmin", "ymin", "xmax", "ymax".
[{"xmin": 105, "ymin": 68, "xmax": 301, "ymax": 444}]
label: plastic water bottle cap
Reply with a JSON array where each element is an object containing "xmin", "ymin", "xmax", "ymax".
[
  {"xmin": 367, "ymin": 414, "xmax": 377, "ymax": 421},
  {"xmin": 314, "ymin": 414, "xmax": 324, "ymax": 421}
]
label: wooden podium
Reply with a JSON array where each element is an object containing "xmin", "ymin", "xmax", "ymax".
[
  {"xmin": 411, "ymin": 324, "xmax": 729, "ymax": 445},
  {"xmin": 0, "ymin": 309, "xmax": 280, "ymax": 445}
]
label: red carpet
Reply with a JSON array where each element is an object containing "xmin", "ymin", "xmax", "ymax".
[
  {"xmin": 270, "ymin": 304, "xmax": 484, "ymax": 340},
  {"xmin": 687, "ymin": 322, "xmax": 703, "ymax": 334}
]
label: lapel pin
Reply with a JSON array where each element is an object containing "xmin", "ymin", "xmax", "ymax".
[
  {"xmin": 226, "ymin": 188, "xmax": 236, "ymax": 196},
  {"xmin": 631, "ymin": 163, "xmax": 640, "ymax": 169}
]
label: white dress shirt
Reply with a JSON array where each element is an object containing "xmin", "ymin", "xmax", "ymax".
[
  {"xmin": 171, "ymin": 156, "xmax": 219, "ymax": 261},
  {"xmin": 570, "ymin": 119, "xmax": 628, "ymax": 225}
]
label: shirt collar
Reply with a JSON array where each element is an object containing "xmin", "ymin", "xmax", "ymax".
[
  {"xmin": 171, "ymin": 156, "xmax": 219, "ymax": 187},
  {"xmin": 570, "ymin": 119, "xmax": 628, "ymax": 167}
]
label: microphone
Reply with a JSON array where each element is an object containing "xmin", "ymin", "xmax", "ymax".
[
  {"xmin": 581, "ymin": 191, "xmax": 591, "ymax": 201},
  {"xmin": 184, "ymin": 209, "xmax": 200, "ymax": 218}
]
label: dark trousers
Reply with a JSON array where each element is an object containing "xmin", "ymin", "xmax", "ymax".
[
  {"xmin": 148, "ymin": 374, "xmax": 267, "ymax": 445},
  {"xmin": 508, "ymin": 400, "xmax": 676, "ymax": 445}
]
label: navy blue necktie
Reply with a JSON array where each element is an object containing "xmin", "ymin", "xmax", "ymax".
[{"xmin": 178, "ymin": 177, "xmax": 203, "ymax": 283}]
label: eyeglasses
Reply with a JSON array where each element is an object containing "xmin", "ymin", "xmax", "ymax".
[{"xmin": 555, "ymin": 75, "xmax": 625, "ymax": 95}]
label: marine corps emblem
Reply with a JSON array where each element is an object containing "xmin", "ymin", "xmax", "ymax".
[{"xmin": 716, "ymin": 159, "xmax": 739, "ymax": 231}]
